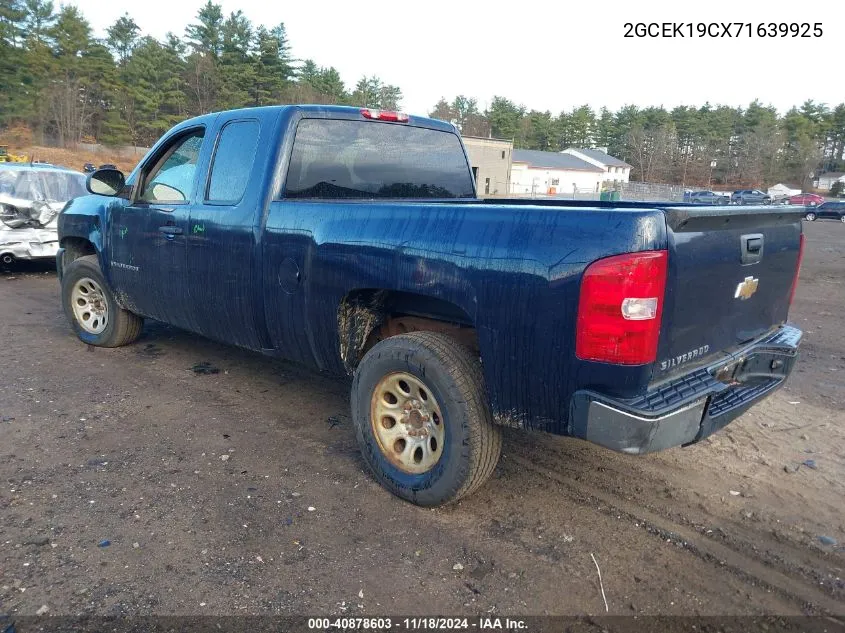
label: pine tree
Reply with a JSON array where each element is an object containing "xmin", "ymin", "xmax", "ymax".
[{"xmin": 106, "ymin": 13, "xmax": 139, "ymax": 66}]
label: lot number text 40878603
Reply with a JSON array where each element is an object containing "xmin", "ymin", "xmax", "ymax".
[{"xmin": 623, "ymin": 22, "xmax": 823, "ymax": 38}]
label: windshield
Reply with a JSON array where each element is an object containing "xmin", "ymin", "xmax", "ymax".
[
  {"xmin": 0, "ymin": 167, "xmax": 86, "ymax": 202},
  {"xmin": 0, "ymin": 167, "xmax": 86, "ymax": 229}
]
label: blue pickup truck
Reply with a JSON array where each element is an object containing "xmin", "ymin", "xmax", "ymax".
[{"xmin": 57, "ymin": 105, "xmax": 804, "ymax": 506}]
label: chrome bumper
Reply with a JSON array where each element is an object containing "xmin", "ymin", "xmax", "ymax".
[{"xmin": 570, "ymin": 325, "xmax": 802, "ymax": 454}]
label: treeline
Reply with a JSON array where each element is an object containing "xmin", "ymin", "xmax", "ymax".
[
  {"xmin": 431, "ymin": 96, "xmax": 845, "ymax": 188},
  {"xmin": 0, "ymin": 1, "xmax": 402, "ymax": 147},
  {"xmin": 1, "ymin": 0, "xmax": 843, "ymax": 188}
]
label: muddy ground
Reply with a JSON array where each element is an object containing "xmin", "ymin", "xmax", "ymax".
[{"xmin": 1, "ymin": 220, "xmax": 844, "ymax": 620}]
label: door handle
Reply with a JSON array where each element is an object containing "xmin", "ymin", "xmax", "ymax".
[
  {"xmin": 740, "ymin": 233, "xmax": 764, "ymax": 264},
  {"xmin": 159, "ymin": 225, "xmax": 183, "ymax": 236}
]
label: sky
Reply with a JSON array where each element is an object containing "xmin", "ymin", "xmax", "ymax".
[{"xmin": 74, "ymin": 0, "xmax": 840, "ymax": 117}]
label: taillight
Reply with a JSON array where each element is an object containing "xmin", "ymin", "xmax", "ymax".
[
  {"xmin": 788, "ymin": 233, "xmax": 805, "ymax": 306},
  {"xmin": 361, "ymin": 109, "xmax": 409, "ymax": 123},
  {"xmin": 576, "ymin": 250, "xmax": 668, "ymax": 365}
]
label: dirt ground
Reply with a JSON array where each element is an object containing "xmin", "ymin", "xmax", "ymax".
[
  {"xmin": 0, "ymin": 136, "xmax": 140, "ymax": 175},
  {"xmin": 1, "ymin": 220, "xmax": 844, "ymax": 621}
]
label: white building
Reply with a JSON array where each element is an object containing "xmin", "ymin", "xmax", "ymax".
[
  {"xmin": 767, "ymin": 183, "xmax": 801, "ymax": 200},
  {"xmin": 561, "ymin": 147, "xmax": 631, "ymax": 185},
  {"xmin": 509, "ymin": 149, "xmax": 605, "ymax": 195},
  {"xmin": 816, "ymin": 172, "xmax": 845, "ymax": 191}
]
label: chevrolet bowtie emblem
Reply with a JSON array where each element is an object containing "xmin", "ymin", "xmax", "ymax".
[{"xmin": 734, "ymin": 276, "xmax": 759, "ymax": 300}]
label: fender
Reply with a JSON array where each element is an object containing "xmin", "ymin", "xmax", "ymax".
[{"xmin": 57, "ymin": 195, "xmax": 116, "ymax": 287}]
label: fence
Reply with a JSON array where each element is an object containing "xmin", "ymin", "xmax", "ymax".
[
  {"xmin": 493, "ymin": 181, "xmax": 686, "ymax": 203},
  {"xmin": 77, "ymin": 143, "xmax": 151, "ymax": 158},
  {"xmin": 618, "ymin": 181, "xmax": 685, "ymax": 202}
]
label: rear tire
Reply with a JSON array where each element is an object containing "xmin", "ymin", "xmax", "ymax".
[
  {"xmin": 351, "ymin": 331, "xmax": 502, "ymax": 506},
  {"xmin": 805, "ymin": 212, "xmax": 816, "ymax": 221},
  {"xmin": 61, "ymin": 255, "xmax": 143, "ymax": 347}
]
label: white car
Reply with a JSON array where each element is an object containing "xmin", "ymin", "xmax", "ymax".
[{"xmin": 0, "ymin": 164, "xmax": 86, "ymax": 264}]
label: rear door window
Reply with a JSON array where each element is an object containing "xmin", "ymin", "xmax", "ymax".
[
  {"xmin": 284, "ymin": 119, "xmax": 474, "ymax": 199},
  {"xmin": 206, "ymin": 120, "xmax": 260, "ymax": 204}
]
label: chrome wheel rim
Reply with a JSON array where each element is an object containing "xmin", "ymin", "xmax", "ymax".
[
  {"xmin": 370, "ymin": 371, "xmax": 445, "ymax": 474},
  {"xmin": 71, "ymin": 277, "xmax": 109, "ymax": 334},
  {"xmin": 806, "ymin": 213, "xmax": 815, "ymax": 221}
]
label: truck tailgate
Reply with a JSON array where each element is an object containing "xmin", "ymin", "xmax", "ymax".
[{"xmin": 656, "ymin": 206, "xmax": 804, "ymax": 378}]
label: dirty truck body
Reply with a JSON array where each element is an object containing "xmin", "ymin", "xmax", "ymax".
[{"xmin": 57, "ymin": 105, "xmax": 804, "ymax": 506}]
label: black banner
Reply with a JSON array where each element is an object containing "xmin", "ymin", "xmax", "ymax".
[{"xmin": 2, "ymin": 616, "xmax": 844, "ymax": 633}]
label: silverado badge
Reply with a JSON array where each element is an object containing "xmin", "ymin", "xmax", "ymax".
[{"xmin": 734, "ymin": 276, "xmax": 759, "ymax": 300}]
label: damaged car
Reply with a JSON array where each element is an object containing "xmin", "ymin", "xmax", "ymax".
[{"xmin": 0, "ymin": 164, "xmax": 86, "ymax": 265}]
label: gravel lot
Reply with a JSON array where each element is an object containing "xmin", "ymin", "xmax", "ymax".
[{"xmin": 1, "ymin": 220, "xmax": 844, "ymax": 619}]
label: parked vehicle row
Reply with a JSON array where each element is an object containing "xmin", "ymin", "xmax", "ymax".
[
  {"xmin": 83, "ymin": 162, "xmax": 118, "ymax": 173},
  {"xmin": 685, "ymin": 189, "xmax": 835, "ymax": 209}
]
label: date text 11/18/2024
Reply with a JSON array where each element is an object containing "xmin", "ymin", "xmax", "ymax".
[{"xmin": 307, "ymin": 617, "xmax": 528, "ymax": 630}]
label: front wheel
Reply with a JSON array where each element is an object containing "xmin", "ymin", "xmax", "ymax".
[
  {"xmin": 61, "ymin": 255, "xmax": 143, "ymax": 347},
  {"xmin": 805, "ymin": 212, "xmax": 817, "ymax": 221},
  {"xmin": 351, "ymin": 331, "xmax": 502, "ymax": 506}
]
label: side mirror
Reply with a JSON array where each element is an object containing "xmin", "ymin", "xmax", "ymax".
[{"xmin": 87, "ymin": 168, "xmax": 126, "ymax": 197}]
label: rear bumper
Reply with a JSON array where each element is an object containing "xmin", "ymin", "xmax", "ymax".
[{"xmin": 569, "ymin": 325, "xmax": 802, "ymax": 454}]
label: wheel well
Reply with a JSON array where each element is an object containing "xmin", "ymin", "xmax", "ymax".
[
  {"xmin": 337, "ymin": 289, "xmax": 478, "ymax": 372},
  {"xmin": 61, "ymin": 237, "xmax": 97, "ymax": 266}
]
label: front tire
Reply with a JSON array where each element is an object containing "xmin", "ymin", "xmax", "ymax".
[
  {"xmin": 805, "ymin": 212, "xmax": 817, "ymax": 221},
  {"xmin": 61, "ymin": 255, "xmax": 143, "ymax": 347},
  {"xmin": 351, "ymin": 331, "xmax": 502, "ymax": 506}
]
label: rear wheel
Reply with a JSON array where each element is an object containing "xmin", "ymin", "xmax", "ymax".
[
  {"xmin": 840, "ymin": 215, "xmax": 845, "ymax": 223},
  {"xmin": 805, "ymin": 211, "xmax": 816, "ymax": 221},
  {"xmin": 61, "ymin": 255, "xmax": 143, "ymax": 347},
  {"xmin": 351, "ymin": 331, "xmax": 501, "ymax": 506}
]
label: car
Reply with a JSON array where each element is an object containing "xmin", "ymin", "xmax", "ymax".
[
  {"xmin": 57, "ymin": 105, "xmax": 804, "ymax": 507},
  {"xmin": 731, "ymin": 189, "xmax": 772, "ymax": 205},
  {"xmin": 684, "ymin": 190, "xmax": 730, "ymax": 205},
  {"xmin": 0, "ymin": 163, "xmax": 86, "ymax": 265},
  {"xmin": 803, "ymin": 201, "xmax": 845, "ymax": 222},
  {"xmin": 98, "ymin": 163, "xmax": 117, "ymax": 170},
  {"xmin": 83, "ymin": 162, "xmax": 97, "ymax": 173},
  {"xmin": 787, "ymin": 193, "xmax": 825, "ymax": 207}
]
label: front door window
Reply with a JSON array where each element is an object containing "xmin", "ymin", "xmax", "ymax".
[{"xmin": 141, "ymin": 130, "xmax": 204, "ymax": 204}]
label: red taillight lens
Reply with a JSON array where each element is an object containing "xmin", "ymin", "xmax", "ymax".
[
  {"xmin": 361, "ymin": 109, "xmax": 409, "ymax": 122},
  {"xmin": 788, "ymin": 233, "xmax": 805, "ymax": 307},
  {"xmin": 576, "ymin": 250, "xmax": 668, "ymax": 365}
]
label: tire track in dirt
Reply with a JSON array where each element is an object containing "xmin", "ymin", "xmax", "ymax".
[
  {"xmin": 504, "ymin": 447, "xmax": 845, "ymax": 616},
  {"xmin": 503, "ymin": 420, "xmax": 845, "ymax": 598}
]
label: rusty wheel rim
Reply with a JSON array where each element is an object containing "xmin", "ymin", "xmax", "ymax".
[
  {"xmin": 71, "ymin": 277, "xmax": 109, "ymax": 334},
  {"xmin": 370, "ymin": 371, "xmax": 445, "ymax": 474}
]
